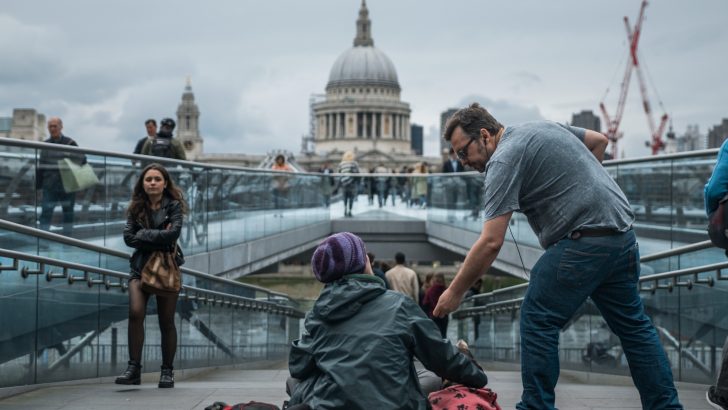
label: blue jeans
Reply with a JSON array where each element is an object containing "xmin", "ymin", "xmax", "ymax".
[
  {"xmin": 39, "ymin": 188, "xmax": 75, "ymax": 237},
  {"xmin": 517, "ymin": 230, "xmax": 682, "ymax": 410}
]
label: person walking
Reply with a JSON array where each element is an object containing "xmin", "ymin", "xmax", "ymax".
[
  {"xmin": 134, "ymin": 119, "xmax": 157, "ymax": 155},
  {"xmin": 422, "ymin": 273, "xmax": 449, "ymax": 338},
  {"xmin": 271, "ymin": 154, "xmax": 294, "ymax": 216},
  {"xmin": 116, "ymin": 163, "xmax": 186, "ymax": 388},
  {"xmin": 141, "ymin": 118, "xmax": 186, "ymax": 160},
  {"xmin": 704, "ymin": 137, "xmax": 728, "ymax": 409},
  {"xmin": 337, "ymin": 151, "xmax": 359, "ymax": 217},
  {"xmin": 385, "ymin": 252, "xmax": 419, "ymax": 304},
  {"xmin": 442, "ymin": 148, "xmax": 466, "ymax": 221},
  {"xmin": 36, "ymin": 117, "xmax": 87, "ymax": 237},
  {"xmin": 433, "ymin": 103, "xmax": 682, "ymax": 409}
]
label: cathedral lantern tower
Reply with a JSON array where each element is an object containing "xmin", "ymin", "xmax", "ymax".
[
  {"xmin": 312, "ymin": 0, "xmax": 411, "ymax": 155},
  {"xmin": 176, "ymin": 78, "xmax": 204, "ymax": 160}
]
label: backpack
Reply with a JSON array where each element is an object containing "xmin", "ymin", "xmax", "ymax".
[
  {"xmin": 708, "ymin": 195, "xmax": 728, "ymax": 251},
  {"xmin": 150, "ymin": 137, "xmax": 174, "ymax": 158}
]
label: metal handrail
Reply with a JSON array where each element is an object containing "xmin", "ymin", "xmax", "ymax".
[
  {"xmin": 603, "ymin": 148, "xmax": 718, "ymax": 166},
  {"xmin": 0, "ymin": 138, "xmax": 309, "ymax": 176},
  {"xmin": 0, "ymin": 248, "xmax": 305, "ymax": 318},
  {"xmin": 467, "ymin": 240, "xmax": 718, "ymax": 304},
  {"xmin": 640, "ymin": 240, "xmax": 713, "ymax": 262},
  {"xmin": 454, "ymin": 260, "xmax": 728, "ymax": 318},
  {"xmin": 0, "ymin": 218, "xmax": 291, "ymax": 299},
  {"xmin": 3, "ymin": 136, "xmax": 716, "ymax": 176}
]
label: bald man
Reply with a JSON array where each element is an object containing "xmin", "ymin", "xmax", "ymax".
[{"xmin": 36, "ymin": 117, "xmax": 86, "ymax": 237}]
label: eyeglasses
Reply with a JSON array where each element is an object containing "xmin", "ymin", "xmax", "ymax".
[{"xmin": 455, "ymin": 138, "xmax": 476, "ymax": 161}]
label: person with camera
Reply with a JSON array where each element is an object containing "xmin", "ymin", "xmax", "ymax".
[{"xmin": 115, "ymin": 163, "xmax": 187, "ymax": 388}]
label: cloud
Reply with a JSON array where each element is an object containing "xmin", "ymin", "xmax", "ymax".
[
  {"xmin": 0, "ymin": 14, "xmax": 65, "ymax": 83},
  {"xmin": 457, "ymin": 95, "xmax": 544, "ymax": 125}
]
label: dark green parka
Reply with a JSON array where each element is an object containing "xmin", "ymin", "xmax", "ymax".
[{"xmin": 288, "ymin": 274, "xmax": 487, "ymax": 409}]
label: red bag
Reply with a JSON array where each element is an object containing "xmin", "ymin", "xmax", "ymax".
[
  {"xmin": 204, "ymin": 401, "xmax": 280, "ymax": 410},
  {"xmin": 429, "ymin": 384, "xmax": 502, "ymax": 410}
]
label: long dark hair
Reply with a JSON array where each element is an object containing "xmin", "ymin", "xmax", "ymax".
[{"xmin": 127, "ymin": 163, "xmax": 187, "ymax": 222}]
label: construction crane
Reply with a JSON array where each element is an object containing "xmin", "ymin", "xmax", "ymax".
[{"xmin": 599, "ymin": 0, "xmax": 669, "ymax": 158}]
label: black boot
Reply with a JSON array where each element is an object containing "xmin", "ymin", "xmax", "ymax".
[
  {"xmin": 115, "ymin": 360, "xmax": 141, "ymax": 385},
  {"xmin": 158, "ymin": 366, "xmax": 174, "ymax": 388}
]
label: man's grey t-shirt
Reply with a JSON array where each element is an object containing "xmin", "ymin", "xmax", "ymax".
[{"xmin": 483, "ymin": 121, "xmax": 634, "ymax": 249}]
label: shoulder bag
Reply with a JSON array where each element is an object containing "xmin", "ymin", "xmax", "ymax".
[
  {"xmin": 141, "ymin": 244, "xmax": 181, "ymax": 296},
  {"xmin": 140, "ymin": 213, "xmax": 182, "ymax": 296},
  {"xmin": 708, "ymin": 194, "xmax": 728, "ymax": 251}
]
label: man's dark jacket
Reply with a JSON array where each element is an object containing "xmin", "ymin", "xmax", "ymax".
[
  {"xmin": 442, "ymin": 159, "xmax": 465, "ymax": 173},
  {"xmin": 35, "ymin": 135, "xmax": 87, "ymax": 191},
  {"xmin": 288, "ymin": 274, "xmax": 487, "ymax": 409}
]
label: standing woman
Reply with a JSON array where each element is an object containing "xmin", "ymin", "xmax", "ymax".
[{"xmin": 116, "ymin": 163, "xmax": 187, "ymax": 388}]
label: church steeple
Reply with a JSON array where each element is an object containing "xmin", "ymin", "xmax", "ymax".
[
  {"xmin": 353, "ymin": 0, "xmax": 374, "ymax": 47},
  {"xmin": 176, "ymin": 78, "xmax": 203, "ymax": 160}
]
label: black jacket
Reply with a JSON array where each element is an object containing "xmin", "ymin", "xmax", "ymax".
[
  {"xmin": 442, "ymin": 159, "xmax": 464, "ymax": 173},
  {"xmin": 123, "ymin": 195, "xmax": 185, "ymax": 275},
  {"xmin": 288, "ymin": 274, "xmax": 487, "ymax": 409},
  {"xmin": 36, "ymin": 135, "xmax": 87, "ymax": 191}
]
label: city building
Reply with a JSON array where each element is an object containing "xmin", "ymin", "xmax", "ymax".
[
  {"xmin": 184, "ymin": 1, "xmax": 437, "ymax": 172},
  {"xmin": 311, "ymin": 0, "xmax": 411, "ymax": 156},
  {"xmin": 0, "ymin": 109, "xmax": 46, "ymax": 141},
  {"xmin": 707, "ymin": 118, "xmax": 728, "ymax": 148},
  {"xmin": 439, "ymin": 108, "xmax": 458, "ymax": 154},
  {"xmin": 570, "ymin": 110, "xmax": 601, "ymax": 132},
  {"xmin": 676, "ymin": 124, "xmax": 704, "ymax": 152},
  {"xmin": 410, "ymin": 123, "xmax": 423, "ymax": 155}
]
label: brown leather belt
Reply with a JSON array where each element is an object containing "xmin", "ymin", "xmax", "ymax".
[{"xmin": 569, "ymin": 228, "xmax": 622, "ymax": 240}]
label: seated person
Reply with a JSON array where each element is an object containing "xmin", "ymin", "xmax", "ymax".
[{"xmin": 287, "ymin": 232, "xmax": 487, "ymax": 409}]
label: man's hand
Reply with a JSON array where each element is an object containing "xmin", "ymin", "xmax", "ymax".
[
  {"xmin": 582, "ymin": 130, "xmax": 608, "ymax": 163},
  {"xmin": 432, "ymin": 212, "xmax": 513, "ymax": 318},
  {"xmin": 432, "ymin": 287, "xmax": 463, "ymax": 318}
]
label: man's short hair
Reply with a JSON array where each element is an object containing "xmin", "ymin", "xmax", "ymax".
[
  {"xmin": 443, "ymin": 102, "xmax": 503, "ymax": 142},
  {"xmin": 145, "ymin": 119, "xmax": 157, "ymax": 127},
  {"xmin": 395, "ymin": 252, "xmax": 405, "ymax": 264}
]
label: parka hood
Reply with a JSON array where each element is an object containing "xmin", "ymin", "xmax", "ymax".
[{"xmin": 312, "ymin": 274, "xmax": 386, "ymax": 322}]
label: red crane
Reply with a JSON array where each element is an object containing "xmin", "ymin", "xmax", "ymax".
[{"xmin": 599, "ymin": 0, "xmax": 669, "ymax": 158}]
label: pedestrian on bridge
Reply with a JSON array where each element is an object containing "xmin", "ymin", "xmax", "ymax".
[
  {"xmin": 36, "ymin": 117, "xmax": 87, "ymax": 237},
  {"xmin": 703, "ymin": 139, "xmax": 728, "ymax": 409},
  {"xmin": 116, "ymin": 163, "xmax": 187, "ymax": 388},
  {"xmin": 434, "ymin": 103, "xmax": 682, "ymax": 409}
]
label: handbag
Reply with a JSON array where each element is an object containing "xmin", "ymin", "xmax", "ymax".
[
  {"xmin": 141, "ymin": 243, "xmax": 182, "ymax": 296},
  {"xmin": 708, "ymin": 194, "xmax": 728, "ymax": 250},
  {"xmin": 57, "ymin": 158, "xmax": 99, "ymax": 193}
]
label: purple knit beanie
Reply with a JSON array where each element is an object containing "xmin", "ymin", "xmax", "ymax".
[{"xmin": 311, "ymin": 232, "xmax": 367, "ymax": 283}]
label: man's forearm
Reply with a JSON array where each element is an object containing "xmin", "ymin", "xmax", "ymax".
[{"xmin": 449, "ymin": 236, "xmax": 500, "ymax": 296}]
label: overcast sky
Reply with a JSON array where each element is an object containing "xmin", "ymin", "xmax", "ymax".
[{"xmin": 1, "ymin": 0, "xmax": 726, "ymax": 158}]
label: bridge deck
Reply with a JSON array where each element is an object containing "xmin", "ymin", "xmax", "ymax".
[{"xmin": 0, "ymin": 364, "xmax": 713, "ymax": 409}]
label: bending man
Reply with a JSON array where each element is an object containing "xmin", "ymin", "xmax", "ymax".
[{"xmin": 433, "ymin": 103, "xmax": 682, "ymax": 409}]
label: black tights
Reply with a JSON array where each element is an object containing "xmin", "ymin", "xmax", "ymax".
[{"xmin": 127, "ymin": 279, "xmax": 178, "ymax": 368}]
